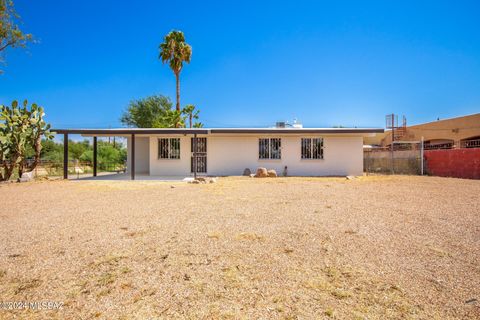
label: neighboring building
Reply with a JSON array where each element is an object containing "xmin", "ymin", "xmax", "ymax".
[
  {"xmin": 54, "ymin": 127, "xmax": 383, "ymax": 179},
  {"xmin": 365, "ymin": 113, "xmax": 480, "ymax": 148}
]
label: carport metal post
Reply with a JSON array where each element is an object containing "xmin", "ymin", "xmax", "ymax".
[
  {"xmin": 131, "ymin": 134, "xmax": 135, "ymax": 180},
  {"xmin": 63, "ymin": 133, "xmax": 68, "ymax": 179},
  {"xmin": 93, "ymin": 136, "xmax": 97, "ymax": 177},
  {"xmin": 193, "ymin": 133, "xmax": 197, "ymax": 180}
]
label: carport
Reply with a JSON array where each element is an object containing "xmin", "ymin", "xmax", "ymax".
[{"xmin": 52, "ymin": 128, "xmax": 209, "ymax": 180}]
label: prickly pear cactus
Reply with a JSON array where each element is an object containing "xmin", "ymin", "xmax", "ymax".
[{"xmin": 0, "ymin": 100, "xmax": 53, "ymax": 181}]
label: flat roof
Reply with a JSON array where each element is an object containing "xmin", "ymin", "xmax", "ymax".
[
  {"xmin": 52, "ymin": 127, "xmax": 384, "ymax": 135},
  {"xmin": 209, "ymin": 128, "xmax": 384, "ymax": 134}
]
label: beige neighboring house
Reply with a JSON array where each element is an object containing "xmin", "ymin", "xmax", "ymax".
[
  {"xmin": 55, "ymin": 126, "xmax": 383, "ymax": 179},
  {"xmin": 365, "ymin": 113, "xmax": 480, "ymax": 148}
]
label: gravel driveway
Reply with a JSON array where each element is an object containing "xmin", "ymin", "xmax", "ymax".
[{"xmin": 0, "ymin": 176, "xmax": 479, "ymax": 319}]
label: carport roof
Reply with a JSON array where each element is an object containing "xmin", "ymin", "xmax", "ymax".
[{"xmin": 52, "ymin": 128, "xmax": 209, "ymax": 135}]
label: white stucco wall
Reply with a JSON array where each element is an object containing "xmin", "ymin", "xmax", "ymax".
[
  {"xmin": 126, "ymin": 136, "xmax": 150, "ymax": 174},
  {"xmin": 145, "ymin": 134, "xmax": 363, "ymax": 177},
  {"xmin": 207, "ymin": 135, "xmax": 363, "ymax": 176},
  {"xmin": 149, "ymin": 136, "xmax": 197, "ymax": 176}
]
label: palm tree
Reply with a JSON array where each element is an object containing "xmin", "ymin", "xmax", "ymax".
[
  {"xmin": 182, "ymin": 104, "xmax": 200, "ymax": 128},
  {"xmin": 159, "ymin": 31, "xmax": 192, "ymax": 119}
]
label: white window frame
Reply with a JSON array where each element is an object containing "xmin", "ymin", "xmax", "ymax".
[
  {"xmin": 301, "ymin": 137, "xmax": 324, "ymax": 160},
  {"xmin": 158, "ymin": 138, "xmax": 181, "ymax": 159},
  {"xmin": 259, "ymin": 138, "xmax": 281, "ymax": 160}
]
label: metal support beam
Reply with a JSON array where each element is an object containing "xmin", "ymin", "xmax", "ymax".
[
  {"xmin": 131, "ymin": 134, "xmax": 135, "ymax": 180},
  {"xmin": 63, "ymin": 133, "xmax": 68, "ymax": 179},
  {"xmin": 93, "ymin": 136, "xmax": 97, "ymax": 177},
  {"xmin": 193, "ymin": 133, "xmax": 197, "ymax": 180}
]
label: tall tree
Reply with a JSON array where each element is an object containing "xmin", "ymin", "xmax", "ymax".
[
  {"xmin": 0, "ymin": 0, "xmax": 33, "ymax": 72},
  {"xmin": 159, "ymin": 31, "xmax": 192, "ymax": 122},
  {"xmin": 120, "ymin": 95, "xmax": 185, "ymax": 128}
]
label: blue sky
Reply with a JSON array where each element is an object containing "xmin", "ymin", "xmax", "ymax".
[{"xmin": 1, "ymin": 0, "xmax": 479, "ymax": 129}]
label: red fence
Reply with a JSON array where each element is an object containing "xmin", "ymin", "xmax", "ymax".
[{"xmin": 424, "ymin": 148, "xmax": 480, "ymax": 179}]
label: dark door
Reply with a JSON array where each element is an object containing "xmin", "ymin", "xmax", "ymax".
[{"xmin": 191, "ymin": 137, "xmax": 207, "ymax": 173}]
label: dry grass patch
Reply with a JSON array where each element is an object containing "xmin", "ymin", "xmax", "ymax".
[
  {"xmin": 304, "ymin": 265, "xmax": 417, "ymax": 318},
  {"xmin": 236, "ymin": 232, "xmax": 265, "ymax": 241},
  {"xmin": 13, "ymin": 278, "xmax": 42, "ymax": 294},
  {"xmin": 207, "ymin": 231, "xmax": 222, "ymax": 239}
]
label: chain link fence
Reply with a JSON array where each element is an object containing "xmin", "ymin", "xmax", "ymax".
[{"xmin": 364, "ymin": 142, "xmax": 423, "ymax": 175}]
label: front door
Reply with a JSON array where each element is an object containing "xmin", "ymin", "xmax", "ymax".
[{"xmin": 191, "ymin": 137, "xmax": 207, "ymax": 173}]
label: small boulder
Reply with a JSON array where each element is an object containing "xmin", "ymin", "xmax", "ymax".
[
  {"xmin": 209, "ymin": 177, "xmax": 218, "ymax": 183},
  {"xmin": 196, "ymin": 177, "xmax": 207, "ymax": 182},
  {"xmin": 254, "ymin": 167, "xmax": 268, "ymax": 178},
  {"xmin": 18, "ymin": 171, "xmax": 35, "ymax": 182},
  {"xmin": 267, "ymin": 169, "xmax": 277, "ymax": 178},
  {"xmin": 243, "ymin": 168, "xmax": 251, "ymax": 176}
]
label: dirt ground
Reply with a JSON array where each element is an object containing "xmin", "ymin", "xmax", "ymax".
[{"xmin": 0, "ymin": 176, "xmax": 479, "ymax": 319}]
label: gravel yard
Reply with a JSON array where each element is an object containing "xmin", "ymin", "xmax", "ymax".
[{"xmin": 0, "ymin": 176, "xmax": 479, "ymax": 319}]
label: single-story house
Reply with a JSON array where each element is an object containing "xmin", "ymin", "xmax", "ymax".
[{"xmin": 53, "ymin": 127, "xmax": 384, "ymax": 179}]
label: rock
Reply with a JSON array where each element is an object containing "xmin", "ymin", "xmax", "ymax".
[
  {"xmin": 267, "ymin": 169, "xmax": 277, "ymax": 178},
  {"xmin": 346, "ymin": 175, "xmax": 356, "ymax": 180},
  {"xmin": 254, "ymin": 167, "xmax": 268, "ymax": 178},
  {"xmin": 243, "ymin": 168, "xmax": 251, "ymax": 176},
  {"xmin": 190, "ymin": 177, "xmax": 219, "ymax": 184},
  {"xmin": 18, "ymin": 171, "xmax": 35, "ymax": 182}
]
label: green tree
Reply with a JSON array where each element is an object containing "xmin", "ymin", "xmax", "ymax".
[
  {"xmin": 120, "ymin": 95, "xmax": 185, "ymax": 128},
  {"xmin": 159, "ymin": 30, "xmax": 192, "ymax": 123},
  {"xmin": 0, "ymin": 100, "xmax": 53, "ymax": 180},
  {"xmin": 68, "ymin": 139, "xmax": 90, "ymax": 160},
  {"xmin": 0, "ymin": 0, "xmax": 33, "ymax": 72},
  {"xmin": 79, "ymin": 141, "xmax": 126, "ymax": 170},
  {"xmin": 40, "ymin": 139, "xmax": 63, "ymax": 162},
  {"xmin": 153, "ymin": 109, "xmax": 185, "ymax": 128}
]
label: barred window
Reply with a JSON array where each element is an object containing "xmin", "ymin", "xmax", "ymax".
[
  {"xmin": 301, "ymin": 138, "xmax": 324, "ymax": 159},
  {"xmin": 158, "ymin": 138, "xmax": 180, "ymax": 159},
  {"xmin": 259, "ymin": 138, "xmax": 281, "ymax": 159}
]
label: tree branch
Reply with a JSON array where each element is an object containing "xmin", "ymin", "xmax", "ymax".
[{"xmin": 0, "ymin": 40, "xmax": 15, "ymax": 52}]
